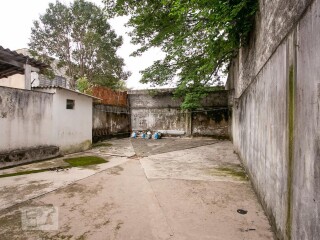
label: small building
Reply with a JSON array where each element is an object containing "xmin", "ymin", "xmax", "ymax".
[
  {"xmin": 0, "ymin": 46, "xmax": 100, "ymax": 168},
  {"xmin": 33, "ymin": 86, "xmax": 100, "ymax": 154}
]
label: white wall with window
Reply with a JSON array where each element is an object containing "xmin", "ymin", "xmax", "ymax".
[{"xmin": 34, "ymin": 86, "xmax": 99, "ymax": 153}]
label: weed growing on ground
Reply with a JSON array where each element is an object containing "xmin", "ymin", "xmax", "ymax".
[{"xmin": 64, "ymin": 156, "xmax": 107, "ymax": 167}]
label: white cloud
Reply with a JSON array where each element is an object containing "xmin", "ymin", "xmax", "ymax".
[{"xmin": 108, "ymin": 16, "xmax": 166, "ymax": 89}]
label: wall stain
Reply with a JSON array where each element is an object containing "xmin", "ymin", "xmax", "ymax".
[{"xmin": 286, "ymin": 64, "xmax": 295, "ymax": 240}]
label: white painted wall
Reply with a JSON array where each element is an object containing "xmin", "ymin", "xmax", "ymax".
[
  {"xmin": 0, "ymin": 74, "xmax": 25, "ymax": 89},
  {"xmin": 0, "ymin": 72, "xmax": 38, "ymax": 89},
  {"xmin": 51, "ymin": 88, "xmax": 92, "ymax": 153},
  {"xmin": 0, "ymin": 87, "xmax": 54, "ymax": 152},
  {"xmin": 0, "ymin": 86, "xmax": 93, "ymax": 155}
]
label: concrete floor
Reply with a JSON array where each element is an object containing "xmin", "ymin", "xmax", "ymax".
[{"xmin": 0, "ymin": 138, "xmax": 274, "ymax": 240}]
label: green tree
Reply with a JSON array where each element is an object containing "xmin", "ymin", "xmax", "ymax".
[
  {"xmin": 104, "ymin": 0, "xmax": 258, "ymax": 109},
  {"xmin": 76, "ymin": 76, "xmax": 92, "ymax": 94},
  {"xmin": 29, "ymin": 0, "xmax": 130, "ymax": 90}
]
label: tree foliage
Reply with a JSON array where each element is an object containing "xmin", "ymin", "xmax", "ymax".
[
  {"xmin": 29, "ymin": 0, "xmax": 130, "ymax": 90},
  {"xmin": 104, "ymin": 0, "xmax": 258, "ymax": 109},
  {"xmin": 76, "ymin": 76, "xmax": 92, "ymax": 94}
]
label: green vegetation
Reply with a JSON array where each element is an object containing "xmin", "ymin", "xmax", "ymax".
[
  {"xmin": 208, "ymin": 165, "xmax": 248, "ymax": 181},
  {"xmin": 286, "ymin": 64, "xmax": 295, "ymax": 239},
  {"xmin": 0, "ymin": 167, "xmax": 62, "ymax": 178},
  {"xmin": 105, "ymin": 0, "xmax": 258, "ymax": 109},
  {"xmin": 76, "ymin": 76, "xmax": 93, "ymax": 94},
  {"xmin": 29, "ymin": 0, "xmax": 130, "ymax": 90},
  {"xmin": 0, "ymin": 156, "xmax": 107, "ymax": 178},
  {"xmin": 92, "ymin": 142, "xmax": 113, "ymax": 148},
  {"xmin": 64, "ymin": 156, "xmax": 107, "ymax": 167},
  {"xmin": 214, "ymin": 166, "xmax": 248, "ymax": 180}
]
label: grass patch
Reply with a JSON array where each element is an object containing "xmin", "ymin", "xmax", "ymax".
[
  {"xmin": 64, "ymin": 156, "xmax": 107, "ymax": 167},
  {"xmin": 213, "ymin": 166, "xmax": 248, "ymax": 181},
  {"xmin": 92, "ymin": 142, "xmax": 113, "ymax": 148},
  {"xmin": 0, "ymin": 156, "xmax": 107, "ymax": 178},
  {"xmin": 0, "ymin": 167, "xmax": 69, "ymax": 178}
]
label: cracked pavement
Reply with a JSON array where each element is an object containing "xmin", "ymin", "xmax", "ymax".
[{"xmin": 0, "ymin": 138, "xmax": 274, "ymax": 239}]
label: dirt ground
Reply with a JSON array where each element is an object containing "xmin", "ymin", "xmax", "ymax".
[{"xmin": 0, "ymin": 138, "xmax": 274, "ymax": 240}]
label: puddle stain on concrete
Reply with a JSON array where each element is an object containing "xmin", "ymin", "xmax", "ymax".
[
  {"xmin": 0, "ymin": 182, "xmax": 53, "ymax": 205},
  {"xmin": 107, "ymin": 166, "xmax": 124, "ymax": 175}
]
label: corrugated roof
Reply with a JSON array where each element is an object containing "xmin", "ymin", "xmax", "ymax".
[
  {"xmin": 32, "ymin": 86, "xmax": 102, "ymax": 100},
  {"xmin": 0, "ymin": 46, "xmax": 48, "ymax": 78}
]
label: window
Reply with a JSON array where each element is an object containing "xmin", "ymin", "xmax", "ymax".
[{"xmin": 66, "ymin": 99, "xmax": 75, "ymax": 109}]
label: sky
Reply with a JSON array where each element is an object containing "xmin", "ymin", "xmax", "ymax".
[{"xmin": 0, "ymin": 0, "xmax": 168, "ymax": 89}]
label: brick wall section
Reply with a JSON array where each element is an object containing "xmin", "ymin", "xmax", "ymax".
[{"xmin": 92, "ymin": 86, "xmax": 128, "ymax": 107}]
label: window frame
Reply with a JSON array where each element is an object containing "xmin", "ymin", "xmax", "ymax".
[{"xmin": 66, "ymin": 99, "xmax": 75, "ymax": 110}]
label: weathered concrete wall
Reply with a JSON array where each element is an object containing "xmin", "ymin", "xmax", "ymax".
[
  {"xmin": 34, "ymin": 87, "xmax": 93, "ymax": 153},
  {"xmin": 228, "ymin": 0, "xmax": 320, "ymax": 239},
  {"xmin": 293, "ymin": 3, "xmax": 320, "ymax": 239},
  {"xmin": 192, "ymin": 109, "xmax": 229, "ymax": 138},
  {"xmin": 0, "ymin": 86, "xmax": 59, "ymax": 167},
  {"xmin": 231, "ymin": 42, "xmax": 289, "ymax": 238},
  {"xmin": 48, "ymin": 88, "xmax": 93, "ymax": 154},
  {"xmin": 0, "ymin": 87, "xmax": 54, "ymax": 150},
  {"xmin": 128, "ymin": 89, "xmax": 229, "ymax": 137},
  {"xmin": 92, "ymin": 104, "xmax": 130, "ymax": 142},
  {"xmin": 0, "ymin": 86, "xmax": 94, "ymax": 167},
  {"xmin": 129, "ymin": 89, "xmax": 190, "ymax": 135},
  {"xmin": 235, "ymin": 0, "xmax": 313, "ymax": 97},
  {"xmin": 91, "ymin": 87, "xmax": 130, "ymax": 142}
]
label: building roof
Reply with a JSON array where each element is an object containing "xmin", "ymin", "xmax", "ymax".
[
  {"xmin": 32, "ymin": 86, "xmax": 102, "ymax": 100},
  {"xmin": 0, "ymin": 46, "xmax": 48, "ymax": 78}
]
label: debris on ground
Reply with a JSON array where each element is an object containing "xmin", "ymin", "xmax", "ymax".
[{"xmin": 237, "ymin": 209, "xmax": 248, "ymax": 215}]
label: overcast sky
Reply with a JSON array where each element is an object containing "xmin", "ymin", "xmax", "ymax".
[{"xmin": 0, "ymin": 0, "xmax": 168, "ymax": 89}]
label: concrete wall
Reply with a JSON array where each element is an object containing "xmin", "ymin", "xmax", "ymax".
[
  {"xmin": 52, "ymin": 88, "xmax": 92, "ymax": 153},
  {"xmin": 233, "ymin": 0, "xmax": 313, "ymax": 97},
  {"xmin": 293, "ymin": 3, "xmax": 320, "ymax": 239},
  {"xmin": 0, "ymin": 86, "xmax": 59, "ymax": 167},
  {"xmin": 0, "ymin": 86, "xmax": 54, "ymax": 151},
  {"xmin": 228, "ymin": 0, "xmax": 320, "ymax": 239},
  {"xmin": 36, "ymin": 87, "xmax": 93, "ymax": 153},
  {"xmin": 192, "ymin": 109, "xmax": 229, "ymax": 137},
  {"xmin": 91, "ymin": 87, "xmax": 130, "ymax": 142},
  {"xmin": 92, "ymin": 104, "xmax": 130, "ymax": 142},
  {"xmin": 0, "ymin": 86, "xmax": 94, "ymax": 167},
  {"xmin": 128, "ymin": 89, "xmax": 229, "ymax": 138}
]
